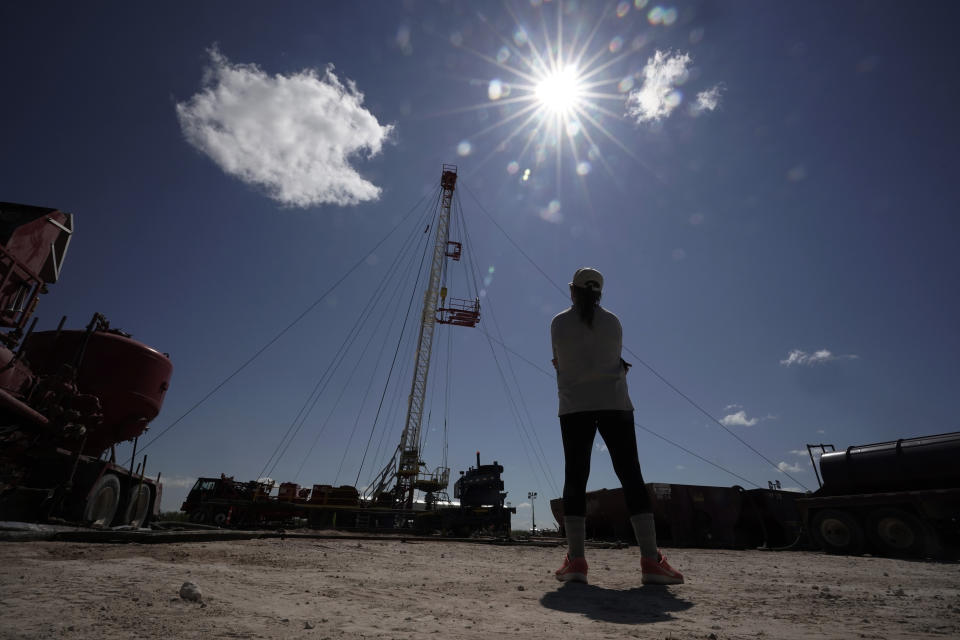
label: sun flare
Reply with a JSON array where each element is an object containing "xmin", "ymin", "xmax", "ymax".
[
  {"xmin": 446, "ymin": 2, "xmax": 653, "ymax": 184},
  {"xmin": 535, "ymin": 66, "xmax": 583, "ymax": 114}
]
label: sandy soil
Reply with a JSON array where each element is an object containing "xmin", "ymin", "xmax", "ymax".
[{"xmin": 1, "ymin": 535, "xmax": 958, "ymax": 639}]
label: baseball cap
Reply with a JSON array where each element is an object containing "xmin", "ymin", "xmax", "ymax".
[{"xmin": 571, "ymin": 267, "xmax": 603, "ymax": 292}]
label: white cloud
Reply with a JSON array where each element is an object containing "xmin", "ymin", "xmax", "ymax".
[
  {"xmin": 777, "ymin": 461, "xmax": 803, "ymax": 473},
  {"xmin": 720, "ymin": 410, "xmax": 759, "ymax": 427},
  {"xmin": 627, "ymin": 51, "xmax": 723, "ymax": 123},
  {"xmin": 789, "ymin": 449, "xmax": 809, "ymax": 456},
  {"xmin": 161, "ymin": 475, "xmax": 197, "ymax": 489},
  {"xmin": 627, "ymin": 51, "xmax": 690, "ymax": 123},
  {"xmin": 516, "ymin": 502, "xmax": 531, "ymax": 510},
  {"xmin": 692, "ymin": 85, "xmax": 723, "ymax": 114},
  {"xmin": 594, "ymin": 441, "xmax": 608, "ymax": 452},
  {"xmin": 176, "ymin": 48, "xmax": 393, "ymax": 207},
  {"xmin": 780, "ymin": 348, "xmax": 859, "ymax": 367},
  {"xmin": 723, "ymin": 403, "xmax": 742, "ymax": 412}
]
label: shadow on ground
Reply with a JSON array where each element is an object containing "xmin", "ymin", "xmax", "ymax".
[{"xmin": 540, "ymin": 583, "xmax": 693, "ymax": 624}]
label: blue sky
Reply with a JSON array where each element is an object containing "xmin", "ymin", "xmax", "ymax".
[{"xmin": 2, "ymin": 1, "xmax": 958, "ymax": 529}]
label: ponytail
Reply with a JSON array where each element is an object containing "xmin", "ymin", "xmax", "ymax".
[{"xmin": 571, "ymin": 285, "xmax": 600, "ymax": 327}]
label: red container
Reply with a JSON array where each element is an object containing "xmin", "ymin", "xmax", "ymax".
[
  {"xmin": 552, "ymin": 483, "xmax": 749, "ymax": 548},
  {"xmin": 278, "ymin": 483, "xmax": 300, "ymax": 501},
  {"xmin": 23, "ymin": 328, "xmax": 173, "ymax": 455}
]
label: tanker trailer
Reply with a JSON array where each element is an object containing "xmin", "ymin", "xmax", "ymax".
[
  {"xmin": 797, "ymin": 431, "xmax": 960, "ymax": 558},
  {"xmin": 0, "ymin": 202, "xmax": 173, "ymax": 528}
]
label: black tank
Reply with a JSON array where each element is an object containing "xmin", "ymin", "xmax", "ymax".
[{"xmin": 819, "ymin": 431, "xmax": 960, "ymax": 495}]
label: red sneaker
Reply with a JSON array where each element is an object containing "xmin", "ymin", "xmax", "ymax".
[
  {"xmin": 641, "ymin": 552, "xmax": 684, "ymax": 585},
  {"xmin": 555, "ymin": 554, "xmax": 588, "ymax": 583}
]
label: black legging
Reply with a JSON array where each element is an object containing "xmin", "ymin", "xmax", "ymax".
[{"xmin": 560, "ymin": 409, "xmax": 652, "ymax": 517}]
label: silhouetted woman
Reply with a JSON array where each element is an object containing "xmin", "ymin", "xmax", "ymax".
[{"xmin": 551, "ymin": 267, "xmax": 683, "ymax": 585}]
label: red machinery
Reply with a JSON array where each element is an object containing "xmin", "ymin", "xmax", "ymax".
[{"xmin": 0, "ymin": 202, "xmax": 173, "ymax": 528}]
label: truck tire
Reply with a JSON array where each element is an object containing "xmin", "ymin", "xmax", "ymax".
[
  {"xmin": 866, "ymin": 508, "xmax": 929, "ymax": 558},
  {"xmin": 810, "ymin": 509, "xmax": 864, "ymax": 555},
  {"xmin": 124, "ymin": 484, "xmax": 153, "ymax": 527},
  {"xmin": 212, "ymin": 510, "xmax": 230, "ymax": 527},
  {"xmin": 83, "ymin": 474, "xmax": 121, "ymax": 528}
]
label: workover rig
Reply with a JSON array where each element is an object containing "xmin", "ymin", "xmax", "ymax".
[
  {"xmin": 182, "ymin": 165, "xmax": 515, "ymax": 534},
  {"xmin": 364, "ymin": 164, "xmax": 480, "ymax": 512}
]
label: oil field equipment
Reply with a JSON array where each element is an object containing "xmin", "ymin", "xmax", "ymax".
[
  {"xmin": 798, "ymin": 431, "xmax": 960, "ymax": 558},
  {"xmin": 182, "ymin": 166, "xmax": 514, "ymax": 536},
  {"xmin": 0, "ymin": 202, "xmax": 173, "ymax": 528},
  {"xmin": 365, "ymin": 165, "xmax": 479, "ymax": 512}
]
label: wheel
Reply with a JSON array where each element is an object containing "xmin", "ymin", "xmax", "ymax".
[
  {"xmin": 83, "ymin": 474, "xmax": 121, "ymax": 527},
  {"xmin": 123, "ymin": 484, "xmax": 153, "ymax": 527},
  {"xmin": 212, "ymin": 510, "xmax": 230, "ymax": 527},
  {"xmin": 867, "ymin": 508, "xmax": 929, "ymax": 558},
  {"xmin": 189, "ymin": 509, "xmax": 208, "ymax": 524},
  {"xmin": 810, "ymin": 509, "xmax": 865, "ymax": 555}
]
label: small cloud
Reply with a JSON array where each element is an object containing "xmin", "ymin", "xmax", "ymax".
[
  {"xmin": 595, "ymin": 441, "xmax": 608, "ymax": 452},
  {"xmin": 777, "ymin": 461, "xmax": 803, "ymax": 473},
  {"xmin": 691, "ymin": 85, "xmax": 723, "ymax": 114},
  {"xmin": 724, "ymin": 403, "xmax": 742, "ymax": 412},
  {"xmin": 161, "ymin": 475, "xmax": 197, "ymax": 489},
  {"xmin": 720, "ymin": 410, "xmax": 759, "ymax": 427},
  {"xmin": 780, "ymin": 348, "xmax": 858, "ymax": 367},
  {"xmin": 817, "ymin": 429, "xmax": 826, "ymax": 434},
  {"xmin": 788, "ymin": 449, "xmax": 809, "ymax": 457},
  {"xmin": 516, "ymin": 502, "xmax": 531, "ymax": 510},
  {"xmin": 675, "ymin": 465, "xmax": 686, "ymax": 470},
  {"xmin": 176, "ymin": 48, "xmax": 393, "ymax": 207},
  {"xmin": 627, "ymin": 50, "xmax": 690, "ymax": 123}
]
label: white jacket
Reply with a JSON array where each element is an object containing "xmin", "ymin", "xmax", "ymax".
[{"xmin": 551, "ymin": 305, "xmax": 633, "ymax": 416}]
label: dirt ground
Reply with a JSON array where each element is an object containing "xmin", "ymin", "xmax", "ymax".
[{"xmin": 1, "ymin": 535, "xmax": 958, "ymax": 640}]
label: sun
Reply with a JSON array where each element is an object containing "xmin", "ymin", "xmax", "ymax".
[
  {"xmin": 444, "ymin": 1, "xmax": 649, "ymax": 185},
  {"xmin": 535, "ymin": 66, "xmax": 583, "ymax": 115}
]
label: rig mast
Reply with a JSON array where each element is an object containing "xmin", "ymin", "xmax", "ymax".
[{"xmin": 369, "ymin": 164, "xmax": 479, "ymax": 510}]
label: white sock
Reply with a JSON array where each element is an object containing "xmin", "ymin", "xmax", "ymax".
[
  {"xmin": 564, "ymin": 516, "xmax": 586, "ymax": 559},
  {"xmin": 630, "ymin": 512, "xmax": 659, "ymax": 560}
]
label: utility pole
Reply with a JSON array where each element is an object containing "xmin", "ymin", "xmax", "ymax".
[{"xmin": 528, "ymin": 491, "xmax": 537, "ymax": 532}]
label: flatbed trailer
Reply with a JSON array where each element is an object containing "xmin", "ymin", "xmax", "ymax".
[{"xmin": 180, "ymin": 476, "xmax": 514, "ymax": 536}]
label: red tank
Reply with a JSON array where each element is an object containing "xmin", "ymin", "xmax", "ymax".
[
  {"xmin": 0, "ymin": 202, "xmax": 173, "ymax": 528},
  {"xmin": 21, "ymin": 328, "xmax": 173, "ymax": 455}
]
